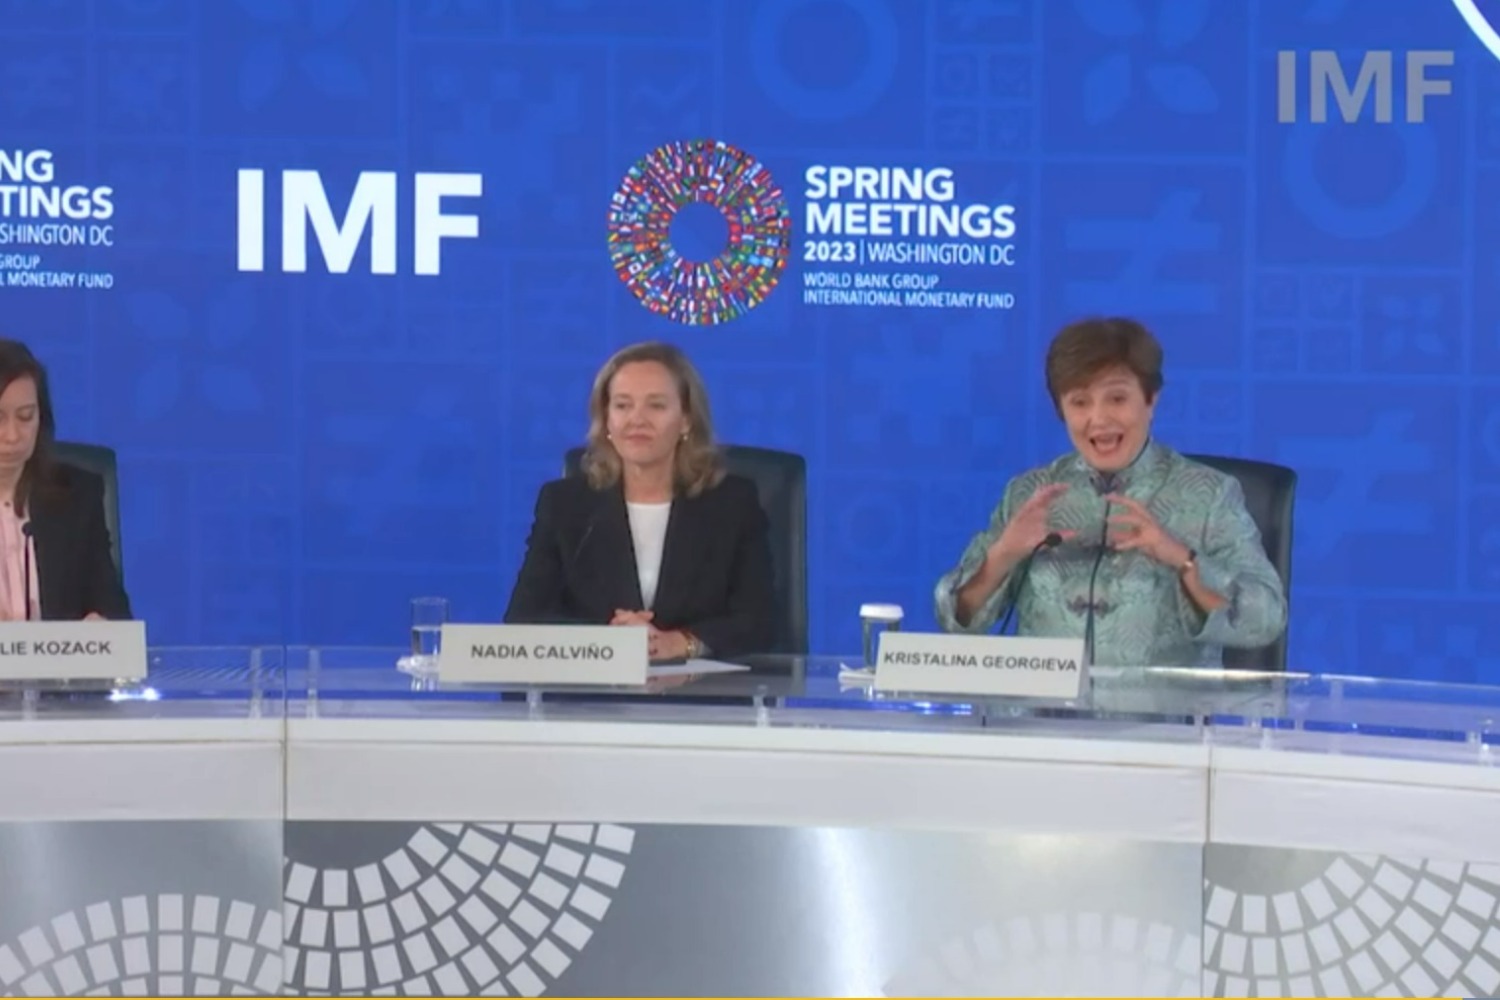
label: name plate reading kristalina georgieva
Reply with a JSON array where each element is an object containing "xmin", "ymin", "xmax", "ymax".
[
  {"xmin": 438, "ymin": 623, "xmax": 649, "ymax": 685},
  {"xmin": 0, "ymin": 620, "xmax": 148, "ymax": 682},
  {"xmin": 873, "ymin": 631, "xmax": 1086, "ymax": 700}
]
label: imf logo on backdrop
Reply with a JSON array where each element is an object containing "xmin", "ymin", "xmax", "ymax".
[
  {"xmin": 1274, "ymin": 0, "xmax": 1498, "ymax": 123},
  {"xmin": 235, "ymin": 168, "xmax": 483, "ymax": 275},
  {"xmin": 606, "ymin": 138, "xmax": 791, "ymax": 326},
  {"xmin": 1275, "ymin": 48, "xmax": 1455, "ymax": 123}
]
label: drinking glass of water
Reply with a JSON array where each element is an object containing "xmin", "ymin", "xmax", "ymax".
[
  {"xmin": 859, "ymin": 603, "xmax": 904, "ymax": 669},
  {"xmin": 411, "ymin": 597, "xmax": 448, "ymax": 662}
]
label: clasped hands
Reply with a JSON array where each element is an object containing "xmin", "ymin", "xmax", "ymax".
[
  {"xmin": 989, "ymin": 482, "xmax": 1192, "ymax": 570},
  {"xmin": 609, "ymin": 609, "xmax": 690, "ymax": 661}
]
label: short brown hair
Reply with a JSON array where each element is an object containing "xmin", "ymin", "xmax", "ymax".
[
  {"xmin": 1045, "ymin": 317, "xmax": 1164, "ymax": 412},
  {"xmin": 580, "ymin": 341, "xmax": 725, "ymax": 497}
]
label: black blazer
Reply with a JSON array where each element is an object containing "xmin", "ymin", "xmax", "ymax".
[
  {"xmin": 29, "ymin": 465, "xmax": 131, "ymax": 620},
  {"xmin": 504, "ymin": 473, "xmax": 775, "ymax": 658}
]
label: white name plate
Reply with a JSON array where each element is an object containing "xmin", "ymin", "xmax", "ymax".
[
  {"xmin": 874, "ymin": 631, "xmax": 1085, "ymax": 700},
  {"xmin": 438, "ymin": 624, "xmax": 649, "ymax": 685},
  {"xmin": 0, "ymin": 620, "xmax": 147, "ymax": 682}
]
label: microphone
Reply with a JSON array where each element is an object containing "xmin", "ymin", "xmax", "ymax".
[
  {"xmin": 996, "ymin": 531, "xmax": 1063, "ymax": 635},
  {"xmin": 20, "ymin": 521, "xmax": 34, "ymax": 622},
  {"xmin": 1082, "ymin": 476, "xmax": 1117, "ymax": 666},
  {"xmin": 569, "ymin": 517, "xmax": 597, "ymax": 571},
  {"xmin": 551, "ymin": 513, "xmax": 601, "ymax": 624}
]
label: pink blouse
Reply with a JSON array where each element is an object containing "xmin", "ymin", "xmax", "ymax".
[{"xmin": 0, "ymin": 500, "xmax": 38, "ymax": 621}]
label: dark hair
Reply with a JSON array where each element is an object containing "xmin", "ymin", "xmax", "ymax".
[
  {"xmin": 1045, "ymin": 317, "xmax": 1164, "ymax": 412},
  {"xmin": 581, "ymin": 340, "xmax": 725, "ymax": 497},
  {"xmin": 0, "ymin": 339, "xmax": 58, "ymax": 516}
]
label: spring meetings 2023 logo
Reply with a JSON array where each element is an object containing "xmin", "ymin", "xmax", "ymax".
[
  {"xmin": 606, "ymin": 138, "xmax": 1021, "ymax": 326},
  {"xmin": 606, "ymin": 138, "xmax": 792, "ymax": 327},
  {"xmin": 0, "ymin": 149, "xmax": 117, "ymax": 291}
]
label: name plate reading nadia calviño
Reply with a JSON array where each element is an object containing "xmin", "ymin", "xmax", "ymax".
[
  {"xmin": 438, "ymin": 624, "xmax": 649, "ymax": 685},
  {"xmin": 0, "ymin": 620, "xmax": 148, "ymax": 682},
  {"xmin": 873, "ymin": 631, "xmax": 1085, "ymax": 700}
]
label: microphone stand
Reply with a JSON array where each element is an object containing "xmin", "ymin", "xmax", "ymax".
[
  {"xmin": 20, "ymin": 521, "xmax": 34, "ymax": 622},
  {"xmin": 1082, "ymin": 473, "xmax": 1117, "ymax": 667},
  {"xmin": 996, "ymin": 532, "xmax": 1062, "ymax": 635}
]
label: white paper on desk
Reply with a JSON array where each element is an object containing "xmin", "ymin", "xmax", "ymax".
[
  {"xmin": 647, "ymin": 659, "xmax": 751, "ymax": 678},
  {"xmin": 838, "ymin": 663, "xmax": 875, "ymax": 687}
]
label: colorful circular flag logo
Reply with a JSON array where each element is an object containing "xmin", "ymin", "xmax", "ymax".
[{"xmin": 607, "ymin": 138, "xmax": 791, "ymax": 326}]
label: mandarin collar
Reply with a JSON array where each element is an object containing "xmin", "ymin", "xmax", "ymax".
[{"xmin": 1066, "ymin": 437, "xmax": 1163, "ymax": 494}]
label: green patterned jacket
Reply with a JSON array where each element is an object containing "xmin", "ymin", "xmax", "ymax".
[{"xmin": 934, "ymin": 441, "xmax": 1288, "ymax": 667}]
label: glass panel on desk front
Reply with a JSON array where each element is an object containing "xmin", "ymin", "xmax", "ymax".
[
  {"xmin": 1232, "ymin": 671, "xmax": 1500, "ymax": 754},
  {"xmin": 287, "ymin": 646, "xmax": 1272, "ymax": 738},
  {"xmin": 0, "ymin": 646, "xmax": 285, "ymax": 721}
]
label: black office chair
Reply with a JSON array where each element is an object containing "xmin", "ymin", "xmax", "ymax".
[
  {"xmin": 52, "ymin": 441, "xmax": 125, "ymax": 584},
  {"xmin": 1185, "ymin": 454, "xmax": 1297, "ymax": 672},
  {"xmin": 563, "ymin": 444, "xmax": 809, "ymax": 654}
]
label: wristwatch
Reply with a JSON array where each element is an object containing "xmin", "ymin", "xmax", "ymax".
[
  {"xmin": 683, "ymin": 632, "xmax": 705, "ymax": 658},
  {"xmin": 1178, "ymin": 548, "xmax": 1197, "ymax": 575}
]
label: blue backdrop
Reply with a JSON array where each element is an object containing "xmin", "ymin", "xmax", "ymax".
[{"xmin": 1, "ymin": 0, "xmax": 1495, "ymax": 682}]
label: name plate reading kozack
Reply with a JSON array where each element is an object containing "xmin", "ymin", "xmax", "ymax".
[
  {"xmin": 0, "ymin": 620, "xmax": 148, "ymax": 682},
  {"xmin": 438, "ymin": 623, "xmax": 649, "ymax": 686},
  {"xmin": 873, "ymin": 631, "xmax": 1085, "ymax": 700}
]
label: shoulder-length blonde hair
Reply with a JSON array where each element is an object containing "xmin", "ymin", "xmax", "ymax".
[{"xmin": 580, "ymin": 341, "xmax": 725, "ymax": 497}]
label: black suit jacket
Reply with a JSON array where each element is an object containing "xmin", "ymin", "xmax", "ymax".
[
  {"xmin": 504, "ymin": 473, "xmax": 775, "ymax": 658},
  {"xmin": 29, "ymin": 465, "xmax": 131, "ymax": 620}
]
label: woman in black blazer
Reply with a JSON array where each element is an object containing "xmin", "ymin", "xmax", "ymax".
[
  {"xmin": 505, "ymin": 341, "xmax": 774, "ymax": 661},
  {"xmin": 0, "ymin": 339, "xmax": 130, "ymax": 621}
]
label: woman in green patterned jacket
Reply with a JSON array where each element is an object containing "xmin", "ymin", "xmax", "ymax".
[{"xmin": 935, "ymin": 317, "xmax": 1287, "ymax": 668}]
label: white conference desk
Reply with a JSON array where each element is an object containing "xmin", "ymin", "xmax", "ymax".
[{"xmin": 2, "ymin": 647, "xmax": 1500, "ymax": 997}]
